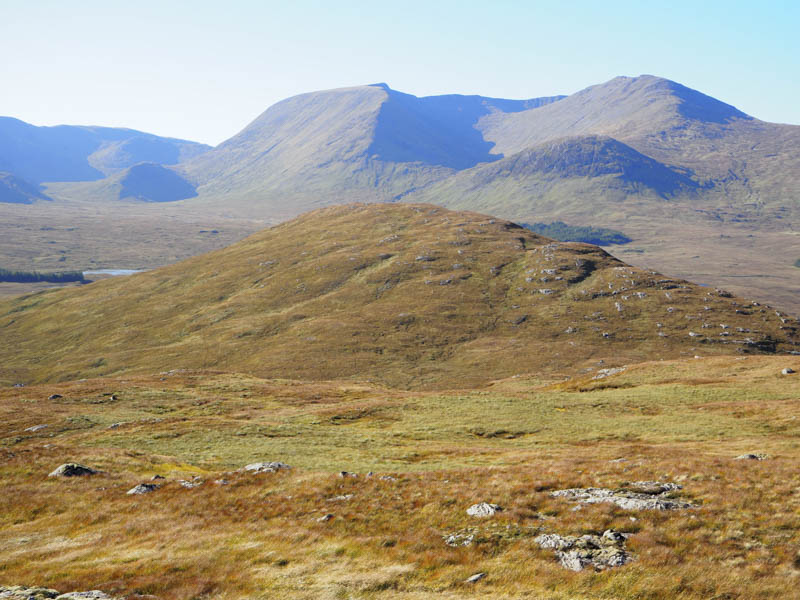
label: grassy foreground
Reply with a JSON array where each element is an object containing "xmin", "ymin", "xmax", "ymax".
[{"xmin": 2, "ymin": 355, "xmax": 799, "ymax": 599}]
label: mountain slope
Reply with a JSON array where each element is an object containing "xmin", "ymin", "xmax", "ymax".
[
  {"xmin": 180, "ymin": 85, "xmax": 562, "ymax": 216},
  {"xmin": 0, "ymin": 172, "xmax": 52, "ymax": 204},
  {"xmin": 1, "ymin": 204, "xmax": 795, "ymax": 389},
  {"xmin": 0, "ymin": 117, "xmax": 210, "ymax": 184},
  {"xmin": 478, "ymin": 75, "xmax": 800, "ymax": 199}
]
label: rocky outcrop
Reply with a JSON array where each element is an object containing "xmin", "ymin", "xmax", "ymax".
[
  {"xmin": 126, "ymin": 483, "xmax": 160, "ymax": 495},
  {"xmin": 48, "ymin": 464, "xmax": 97, "ymax": 478},
  {"xmin": 242, "ymin": 461, "xmax": 291, "ymax": 473},
  {"xmin": 551, "ymin": 481, "xmax": 694, "ymax": 510},
  {"xmin": 466, "ymin": 502, "xmax": 502, "ymax": 517},
  {"xmin": 535, "ymin": 529, "xmax": 632, "ymax": 571},
  {"xmin": 0, "ymin": 588, "xmax": 117, "ymax": 600}
]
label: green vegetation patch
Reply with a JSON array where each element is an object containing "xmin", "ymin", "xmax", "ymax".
[
  {"xmin": 521, "ymin": 221, "xmax": 632, "ymax": 245},
  {"xmin": 0, "ymin": 267, "xmax": 85, "ymax": 284}
]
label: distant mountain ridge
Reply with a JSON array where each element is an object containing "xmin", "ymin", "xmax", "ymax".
[
  {"xmin": 2, "ymin": 74, "xmax": 798, "ymax": 313},
  {"xmin": 0, "ymin": 117, "xmax": 209, "ymax": 191}
]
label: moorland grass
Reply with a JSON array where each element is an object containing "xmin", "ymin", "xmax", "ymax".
[{"xmin": 1, "ymin": 355, "xmax": 799, "ymax": 599}]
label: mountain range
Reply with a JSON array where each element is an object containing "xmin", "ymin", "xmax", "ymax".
[{"xmin": 1, "ymin": 75, "xmax": 798, "ymax": 312}]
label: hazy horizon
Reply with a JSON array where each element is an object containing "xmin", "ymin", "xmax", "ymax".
[{"xmin": 3, "ymin": 0, "xmax": 799, "ymax": 145}]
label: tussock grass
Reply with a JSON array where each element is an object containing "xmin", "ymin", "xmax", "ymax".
[{"xmin": 1, "ymin": 355, "xmax": 799, "ymax": 598}]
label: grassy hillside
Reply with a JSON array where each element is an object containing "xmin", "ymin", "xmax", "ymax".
[
  {"xmin": 1, "ymin": 354, "xmax": 799, "ymax": 598},
  {"xmin": 1, "ymin": 204, "xmax": 796, "ymax": 389}
]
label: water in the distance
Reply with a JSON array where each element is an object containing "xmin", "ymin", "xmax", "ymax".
[{"xmin": 83, "ymin": 269, "xmax": 145, "ymax": 277}]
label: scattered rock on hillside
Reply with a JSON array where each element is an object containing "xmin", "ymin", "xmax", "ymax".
[
  {"xmin": 47, "ymin": 394, "xmax": 63, "ymax": 400},
  {"xmin": 179, "ymin": 478, "xmax": 203, "ymax": 489},
  {"xmin": 338, "ymin": 471, "xmax": 358, "ymax": 478},
  {"xmin": 444, "ymin": 530, "xmax": 476, "ymax": 547},
  {"xmin": 48, "ymin": 463, "xmax": 98, "ymax": 478},
  {"xmin": 0, "ymin": 586, "xmax": 59, "ymax": 599},
  {"xmin": 592, "ymin": 367, "xmax": 625, "ymax": 380},
  {"xmin": 465, "ymin": 572, "xmax": 486, "ymax": 583},
  {"xmin": 24, "ymin": 424, "xmax": 48, "ymax": 432},
  {"xmin": 551, "ymin": 482, "xmax": 693, "ymax": 510},
  {"xmin": 782, "ymin": 368, "xmax": 795, "ymax": 375},
  {"xmin": 126, "ymin": 483, "xmax": 160, "ymax": 495},
  {"xmin": 242, "ymin": 461, "xmax": 291, "ymax": 473},
  {"xmin": 535, "ymin": 529, "xmax": 632, "ymax": 571},
  {"xmin": 327, "ymin": 494, "xmax": 354, "ymax": 502},
  {"xmin": 467, "ymin": 502, "xmax": 502, "ymax": 517},
  {"xmin": 317, "ymin": 513, "xmax": 334, "ymax": 523},
  {"xmin": 735, "ymin": 453, "xmax": 769, "ymax": 461},
  {"xmin": 0, "ymin": 588, "xmax": 118, "ymax": 600}
]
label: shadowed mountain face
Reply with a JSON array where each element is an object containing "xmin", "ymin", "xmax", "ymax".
[
  {"xmin": 0, "ymin": 172, "xmax": 51, "ymax": 204},
  {"xmin": 119, "ymin": 163, "xmax": 197, "ymax": 202},
  {"xmin": 368, "ymin": 84, "xmax": 564, "ymax": 169},
  {"xmin": 181, "ymin": 85, "xmax": 563, "ymax": 213},
  {"xmin": 0, "ymin": 117, "xmax": 210, "ymax": 184},
  {"xmin": 0, "ymin": 203, "xmax": 795, "ymax": 389},
  {"xmin": 463, "ymin": 135, "xmax": 699, "ymax": 197}
]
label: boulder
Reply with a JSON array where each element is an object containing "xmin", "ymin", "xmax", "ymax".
[
  {"xmin": 465, "ymin": 573, "xmax": 486, "ymax": 584},
  {"xmin": 126, "ymin": 483, "xmax": 160, "ymax": 495},
  {"xmin": 55, "ymin": 593, "xmax": 112, "ymax": 600},
  {"xmin": 242, "ymin": 461, "xmax": 291, "ymax": 473},
  {"xmin": 466, "ymin": 502, "xmax": 502, "ymax": 517},
  {"xmin": 734, "ymin": 453, "xmax": 769, "ymax": 460},
  {"xmin": 781, "ymin": 368, "xmax": 795, "ymax": 375},
  {"xmin": 48, "ymin": 463, "xmax": 97, "ymax": 478}
]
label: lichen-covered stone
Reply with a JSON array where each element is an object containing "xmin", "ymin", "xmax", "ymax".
[
  {"xmin": 466, "ymin": 502, "xmax": 502, "ymax": 517},
  {"xmin": 242, "ymin": 461, "xmax": 291, "ymax": 473},
  {"xmin": 48, "ymin": 463, "xmax": 97, "ymax": 478},
  {"xmin": 551, "ymin": 482, "xmax": 693, "ymax": 510},
  {"xmin": 535, "ymin": 530, "xmax": 632, "ymax": 571}
]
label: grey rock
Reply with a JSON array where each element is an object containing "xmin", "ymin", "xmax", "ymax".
[
  {"xmin": 734, "ymin": 453, "xmax": 769, "ymax": 460},
  {"xmin": 327, "ymin": 494, "xmax": 354, "ymax": 502},
  {"xmin": 317, "ymin": 513, "xmax": 334, "ymax": 522},
  {"xmin": 535, "ymin": 529, "xmax": 632, "ymax": 571},
  {"xmin": 48, "ymin": 463, "xmax": 97, "ymax": 478},
  {"xmin": 242, "ymin": 461, "xmax": 291, "ymax": 473},
  {"xmin": 24, "ymin": 424, "xmax": 48, "ymax": 432},
  {"xmin": 55, "ymin": 593, "xmax": 112, "ymax": 600},
  {"xmin": 338, "ymin": 471, "xmax": 358, "ymax": 478},
  {"xmin": 444, "ymin": 531, "xmax": 475, "ymax": 547},
  {"xmin": 179, "ymin": 479, "xmax": 202, "ymax": 489},
  {"xmin": 467, "ymin": 502, "xmax": 502, "ymax": 517},
  {"xmin": 47, "ymin": 394, "xmax": 63, "ymax": 400},
  {"xmin": 126, "ymin": 483, "xmax": 160, "ymax": 495},
  {"xmin": 0, "ymin": 586, "xmax": 60, "ymax": 599},
  {"xmin": 465, "ymin": 572, "xmax": 486, "ymax": 584},
  {"xmin": 551, "ymin": 482, "xmax": 693, "ymax": 510},
  {"xmin": 781, "ymin": 368, "xmax": 795, "ymax": 375}
]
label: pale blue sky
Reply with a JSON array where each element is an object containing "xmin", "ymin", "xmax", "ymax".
[{"xmin": 2, "ymin": 0, "xmax": 798, "ymax": 145}]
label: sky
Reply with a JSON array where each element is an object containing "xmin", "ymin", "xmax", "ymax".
[{"xmin": 2, "ymin": 0, "xmax": 799, "ymax": 145}]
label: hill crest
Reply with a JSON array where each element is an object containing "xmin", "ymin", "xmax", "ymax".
[{"xmin": 1, "ymin": 203, "xmax": 796, "ymax": 389}]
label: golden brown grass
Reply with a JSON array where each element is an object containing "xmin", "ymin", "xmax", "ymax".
[
  {"xmin": 1, "ymin": 355, "xmax": 799, "ymax": 598},
  {"xmin": 1, "ymin": 204, "xmax": 797, "ymax": 390}
]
